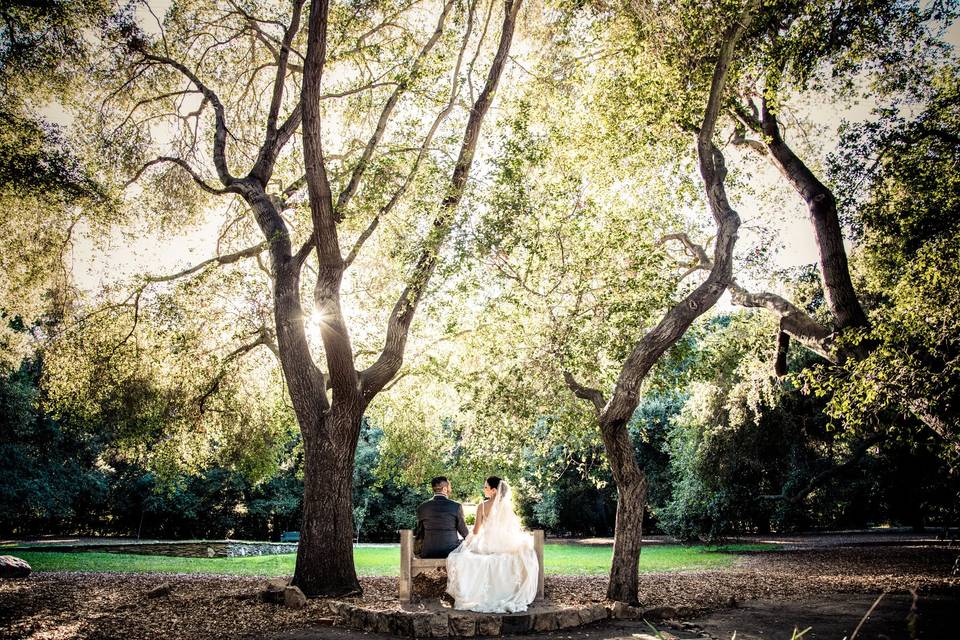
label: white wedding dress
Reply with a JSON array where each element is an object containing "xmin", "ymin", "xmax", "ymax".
[{"xmin": 445, "ymin": 480, "xmax": 539, "ymax": 613}]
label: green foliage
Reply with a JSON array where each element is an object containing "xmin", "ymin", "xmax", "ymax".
[
  {"xmin": 352, "ymin": 420, "xmax": 431, "ymax": 541},
  {"xmin": 0, "ymin": 1, "xmax": 116, "ymax": 368},
  {"xmin": 805, "ymin": 60, "xmax": 960, "ymax": 449},
  {"xmin": 0, "ymin": 358, "xmax": 110, "ymax": 535},
  {"xmin": 659, "ymin": 311, "xmax": 960, "ymax": 541}
]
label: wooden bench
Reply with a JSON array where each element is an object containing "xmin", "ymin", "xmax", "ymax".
[{"xmin": 398, "ymin": 529, "xmax": 545, "ymax": 603}]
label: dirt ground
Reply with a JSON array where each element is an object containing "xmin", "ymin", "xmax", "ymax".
[{"xmin": 1, "ymin": 536, "xmax": 958, "ymax": 640}]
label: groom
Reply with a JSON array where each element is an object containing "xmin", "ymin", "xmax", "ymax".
[{"xmin": 414, "ymin": 476, "xmax": 470, "ymax": 558}]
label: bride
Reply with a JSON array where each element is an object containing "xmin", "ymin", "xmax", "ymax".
[{"xmin": 445, "ymin": 476, "xmax": 539, "ymax": 613}]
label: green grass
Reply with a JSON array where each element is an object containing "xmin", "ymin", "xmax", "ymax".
[{"xmin": 11, "ymin": 542, "xmax": 775, "ymax": 577}]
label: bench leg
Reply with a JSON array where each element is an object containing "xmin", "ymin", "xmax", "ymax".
[
  {"xmin": 534, "ymin": 530, "xmax": 545, "ymax": 601},
  {"xmin": 400, "ymin": 529, "xmax": 412, "ymax": 603}
]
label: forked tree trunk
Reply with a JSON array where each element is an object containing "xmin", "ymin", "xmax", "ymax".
[
  {"xmin": 123, "ymin": 0, "xmax": 522, "ymax": 601},
  {"xmin": 287, "ymin": 0, "xmax": 523, "ymax": 597}
]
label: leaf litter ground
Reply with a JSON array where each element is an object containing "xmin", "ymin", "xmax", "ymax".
[{"xmin": 1, "ymin": 541, "xmax": 957, "ymax": 639}]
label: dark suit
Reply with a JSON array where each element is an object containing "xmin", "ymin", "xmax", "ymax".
[{"xmin": 414, "ymin": 494, "xmax": 469, "ymax": 558}]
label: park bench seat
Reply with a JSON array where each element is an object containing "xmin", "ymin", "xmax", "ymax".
[{"xmin": 398, "ymin": 529, "xmax": 545, "ymax": 603}]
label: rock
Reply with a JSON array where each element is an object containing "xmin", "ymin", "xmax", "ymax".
[
  {"xmin": 375, "ymin": 612, "xmax": 393, "ymax": 634},
  {"xmin": 500, "ymin": 612, "xmax": 531, "ymax": 634},
  {"xmin": 558, "ymin": 608, "xmax": 581, "ymax": 629},
  {"xmin": 613, "ymin": 601, "xmax": 643, "ymax": 619},
  {"xmin": 429, "ymin": 611, "xmax": 449, "ymax": 637},
  {"xmin": 640, "ymin": 606, "xmax": 678, "ymax": 621},
  {"xmin": 410, "ymin": 612, "xmax": 433, "ymax": 638},
  {"xmin": 532, "ymin": 610, "xmax": 559, "ymax": 632},
  {"xmin": 392, "ymin": 612, "xmax": 415, "ymax": 637},
  {"xmin": 449, "ymin": 613, "xmax": 476, "ymax": 637},
  {"xmin": 726, "ymin": 595, "xmax": 738, "ymax": 608},
  {"xmin": 363, "ymin": 610, "xmax": 380, "ymax": 633},
  {"xmin": 284, "ymin": 585, "xmax": 307, "ymax": 609},
  {"xmin": 260, "ymin": 578, "xmax": 288, "ymax": 604},
  {"xmin": 146, "ymin": 582, "xmax": 172, "ymax": 598},
  {"xmin": 344, "ymin": 605, "xmax": 369, "ymax": 630},
  {"xmin": 582, "ymin": 604, "xmax": 609, "ymax": 623},
  {"xmin": 476, "ymin": 615, "xmax": 502, "ymax": 637},
  {"xmin": 0, "ymin": 556, "xmax": 31, "ymax": 579}
]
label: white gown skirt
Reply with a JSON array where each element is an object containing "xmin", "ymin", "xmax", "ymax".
[{"xmin": 445, "ymin": 533, "xmax": 539, "ymax": 613}]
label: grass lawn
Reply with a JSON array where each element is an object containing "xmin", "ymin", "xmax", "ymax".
[{"xmin": 12, "ymin": 542, "xmax": 773, "ymax": 577}]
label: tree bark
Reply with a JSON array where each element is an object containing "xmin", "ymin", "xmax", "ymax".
[
  {"xmin": 599, "ymin": 418, "xmax": 648, "ymax": 604},
  {"xmin": 293, "ymin": 402, "xmax": 365, "ymax": 596},
  {"xmin": 735, "ymin": 97, "xmax": 869, "ymax": 333}
]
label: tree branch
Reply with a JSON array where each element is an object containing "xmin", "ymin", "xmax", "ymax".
[
  {"xmin": 563, "ymin": 371, "xmax": 606, "ymax": 414},
  {"xmin": 344, "ymin": 0, "xmax": 475, "ymax": 268},
  {"xmin": 360, "ymin": 0, "xmax": 524, "ymax": 400},
  {"xmin": 144, "ymin": 242, "xmax": 269, "ymax": 283},
  {"xmin": 196, "ymin": 329, "xmax": 275, "ymax": 415},
  {"xmin": 251, "ymin": 0, "xmax": 306, "ymax": 184},
  {"xmin": 334, "ymin": 0, "xmax": 457, "ymax": 219},
  {"xmin": 137, "ymin": 51, "xmax": 235, "ymax": 186},
  {"xmin": 728, "ymin": 280, "xmax": 836, "ymax": 362},
  {"xmin": 660, "ymin": 227, "xmax": 836, "ymax": 366},
  {"xmin": 737, "ymin": 82, "xmax": 869, "ymax": 331},
  {"xmin": 597, "ymin": 0, "xmax": 758, "ymax": 427},
  {"xmin": 126, "ymin": 156, "xmax": 233, "ymax": 195}
]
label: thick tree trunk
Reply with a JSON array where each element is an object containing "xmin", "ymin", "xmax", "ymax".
[
  {"xmin": 293, "ymin": 403, "xmax": 364, "ymax": 596},
  {"xmin": 600, "ymin": 420, "xmax": 648, "ymax": 604}
]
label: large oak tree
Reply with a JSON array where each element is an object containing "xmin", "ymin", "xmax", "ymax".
[{"xmin": 65, "ymin": 0, "xmax": 525, "ymax": 596}]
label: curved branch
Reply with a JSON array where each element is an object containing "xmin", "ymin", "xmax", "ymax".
[
  {"xmin": 728, "ymin": 281, "xmax": 836, "ymax": 362},
  {"xmin": 252, "ymin": 0, "xmax": 306, "ymax": 184},
  {"xmin": 138, "ymin": 52, "xmax": 235, "ymax": 186},
  {"xmin": 564, "ymin": 371, "xmax": 606, "ymax": 414},
  {"xmin": 599, "ymin": 1, "xmax": 758, "ymax": 427},
  {"xmin": 126, "ymin": 156, "xmax": 232, "ymax": 195},
  {"xmin": 334, "ymin": 0, "xmax": 457, "ymax": 218},
  {"xmin": 196, "ymin": 329, "xmax": 276, "ymax": 414},
  {"xmin": 344, "ymin": 0, "xmax": 476, "ymax": 268},
  {"xmin": 144, "ymin": 242, "xmax": 269, "ymax": 283}
]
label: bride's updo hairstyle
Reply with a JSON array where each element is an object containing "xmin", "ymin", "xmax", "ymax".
[{"xmin": 485, "ymin": 476, "xmax": 501, "ymax": 491}]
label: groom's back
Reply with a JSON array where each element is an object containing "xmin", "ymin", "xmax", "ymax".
[{"xmin": 416, "ymin": 495, "xmax": 467, "ymax": 558}]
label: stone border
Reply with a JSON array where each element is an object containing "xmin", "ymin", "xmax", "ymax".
[
  {"xmin": 9, "ymin": 541, "xmax": 298, "ymax": 558},
  {"xmin": 319, "ymin": 600, "xmax": 688, "ymax": 637}
]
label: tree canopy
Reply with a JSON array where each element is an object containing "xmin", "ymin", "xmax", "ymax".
[{"xmin": 2, "ymin": 0, "xmax": 959, "ymax": 604}]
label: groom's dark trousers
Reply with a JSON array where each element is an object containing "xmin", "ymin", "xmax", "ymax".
[{"xmin": 414, "ymin": 494, "xmax": 470, "ymax": 558}]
